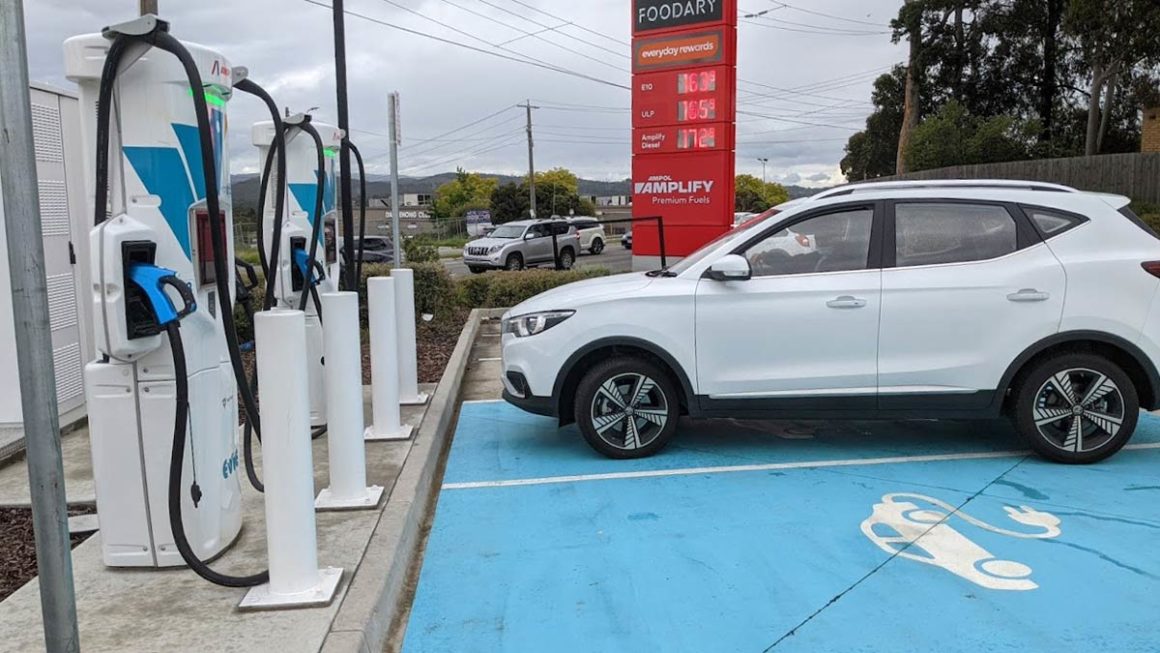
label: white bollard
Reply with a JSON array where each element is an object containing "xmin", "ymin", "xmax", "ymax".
[
  {"xmin": 393, "ymin": 268, "xmax": 429, "ymax": 405},
  {"xmin": 366, "ymin": 277, "xmax": 413, "ymax": 441},
  {"xmin": 315, "ymin": 292, "xmax": 384, "ymax": 511},
  {"xmin": 240, "ymin": 309, "xmax": 342, "ymax": 610}
]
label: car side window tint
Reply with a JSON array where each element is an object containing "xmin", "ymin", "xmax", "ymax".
[
  {"xmin": 743, "ymin": 208, "xmax": 873, "ymax": 277},
  {"xmin": 528, "ymin": 225, "xmax": 546, "ymax": 238},
  {"xmin": 895, "ymin": 203, "xmax": 1016, "ymax": 268},
  {"xmin": 1024, "ymin": 207, "xmax": 1084, "ymax": 238}
]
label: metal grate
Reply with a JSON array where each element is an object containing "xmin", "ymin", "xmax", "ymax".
[
  {"xmin": 38, "ymin": 180, "xmax": 70, "ymax": 237},
  {"xmin": 31, "ymin": 103, "xmax": 63, "ymax": 163},
  {"xmin": 52, "ymin": 343, "xmax": 84, "ymax": 404},
  {"xmin": 46, "ymin": 274, "xmax": 77, "ymax": 331}
]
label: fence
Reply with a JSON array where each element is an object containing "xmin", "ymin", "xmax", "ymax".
[{"xmin": 879, "ymin": 152, "xmax": 1160, "ymax": 203}]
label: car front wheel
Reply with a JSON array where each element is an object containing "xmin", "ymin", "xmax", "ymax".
[
  {"xmin": 505, "ymin": 253, "xmax": 524, "ymax": 271},
  {"xmin": 575, "ymin": 358, "xmax": 680, "ymax": 459},
  {"xmin": 1012, "ymin": 353, "xmax": 1139, "ymax": 464}
]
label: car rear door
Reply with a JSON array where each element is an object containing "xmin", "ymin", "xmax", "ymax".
[
  {"xmin": 695, "ymin": 203, "xmax": 883, "ymax": 408},
  {"xmin": 876, "ymin": 200, "xmax": 1066, "ymax": 408}
]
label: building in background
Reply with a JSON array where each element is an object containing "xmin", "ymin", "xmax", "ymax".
[
  {"xmin": 1144, "ymin": 105, "xmax": 1160, "ymax": 153},
  {"xmin": 364, "ymin": 198, "xmax": 435, "ymax": 236}
]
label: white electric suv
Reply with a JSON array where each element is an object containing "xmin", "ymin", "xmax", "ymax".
[{"xmin": 500, "ymin": 180, "xmax": 1160, "ymax": 463}]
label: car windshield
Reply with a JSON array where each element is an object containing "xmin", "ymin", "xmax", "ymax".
[
  {"xmin": 489, "ymin": 225, "xmax": 524, "ymax": 239},
  {"xmin": 664, "ymin": 207, "xmax": 782, "ymax": 276}
]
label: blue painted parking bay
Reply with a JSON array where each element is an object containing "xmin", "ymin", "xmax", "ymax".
[{"xmin": 404, "ymin": 401, "xmax": 1160, "ymax": 652}]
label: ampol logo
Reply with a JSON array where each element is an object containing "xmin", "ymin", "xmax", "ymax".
[
  {"xmin": 634, "ymin": 175, "xmax": 715, "ymax": 195},
  {"xmin": 210, "ymin": 59, "xmax": 231, "ymax": 79}
]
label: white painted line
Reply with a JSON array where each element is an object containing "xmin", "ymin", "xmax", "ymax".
[
  {"xmin": 477, "ymin": 357, "xmax": 502, "ymax": 362},
  {"xmin": 442, "ymin": 442, "xmax": 1160, "ymax": 491},
  {"xmin": 461, "ymin": 399, "xmax": 505, "ymax": 405}
]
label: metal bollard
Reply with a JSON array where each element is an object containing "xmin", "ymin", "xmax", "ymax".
[
  {"xmin": 393, "ymin": 268, "xmax": 429, "ymax": 405},
  {"xmin": 315, "ymin": 292, "xmax": 384, "ymax": 511},
  {"xmin": 366, "ymin": 277, "xmax": 413, "ymax": 440},
  {"xmin": 240, "ymin": 309, "xmax": 342, "ymax": 610}
]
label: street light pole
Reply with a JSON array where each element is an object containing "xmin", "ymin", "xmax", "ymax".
[
  {"xmin": 758, "ymin": 157, "xmax": 769, "ymax": 183},
  {"xmin": 0, "ymin": 1, "xmax": 80, "ymax": 650},
  {"xmin": 139, "ymin": 0, "xmax": 157, "ymax": 14}
]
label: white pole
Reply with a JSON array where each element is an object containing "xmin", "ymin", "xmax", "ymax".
[
  {"xmin": 366, "ymin": 277, "xmax": 413, "ymax": 440},
  {"xmin": 393, "ymin": 268, "xmax": 428, "ymax": 405},
  {"xmin": 388, "ymin": 92, "xmax": 402, "ymax": 269},
  {"xmin": 240, "ymin": 310, "xmax": 342, "ymax": 610},
  {"xmin": 316, "ymin": 292, "xmax": 383, "ymax": 510}
]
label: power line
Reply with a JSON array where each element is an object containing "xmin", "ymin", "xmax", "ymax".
[
  {"xmin": 766, "ymin": 0, "xmax": 888, "ymax": 28},
  {"xmin": 474, "ymin": 0, "xmax": 629, "ymax": 60},
  {"xmin": 504, "ymin": 0, "xmax": 631, "ymax": 47},
  {"xmin": 737, "ymin": 108, "xmax": 863, "ymax": 130},
  {"xmin": 302, "ymin": 0, "xmax": 630, "ymax": 90},
  {"xmin": 740, "ymin": 18, "xmax": 887, "ymax": 36}
]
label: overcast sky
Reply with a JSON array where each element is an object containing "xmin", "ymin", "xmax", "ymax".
[{"xmin": 24, "ymin": 0, "xmax": 905, "ymax": 187}]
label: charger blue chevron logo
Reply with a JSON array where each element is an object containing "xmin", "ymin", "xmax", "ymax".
[
  {"xmin": 123, "ymin": 109, "xmax": 226, "ymax": 258},
  {"xmin": 288, "ymin": 166, "xmax": 334, "ymax": 246}
]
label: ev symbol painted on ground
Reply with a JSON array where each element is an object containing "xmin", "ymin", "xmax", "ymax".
[{"xmin": 861, "ymin": 493, "xmax": 1062, "ymax": 591}]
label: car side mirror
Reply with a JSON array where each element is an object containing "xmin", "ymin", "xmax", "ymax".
[
  {"xmin": 705, "ymin": 254, "xmax": 752, "ymax": 282},
  {"xmin": 524, "ymin": 233, "xmax": 534, "ymax": 240}
]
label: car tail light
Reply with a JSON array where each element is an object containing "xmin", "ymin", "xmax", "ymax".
[{"xmin": 1143, "ymin": 262, "xmax": 1160, "ymax": 279}]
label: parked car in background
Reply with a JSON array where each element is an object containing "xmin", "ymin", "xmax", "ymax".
[
  {"xmin": 463, "ymin": 219, "xmax": 580, "ymax": 273},
  {"xmin": 502, "ymin": 180, "xmax": 1160, "ymax": 464},
  {"xmin": 342, "ymin": 236, "xmax": 394, "ymax": 264},
  {"xmin": 621, "ymin": 230, "xmax": 633, "ymax": 250},
  {"xmin": 568, "ymin": 217, "xmax": 607, "ymax": 255}
]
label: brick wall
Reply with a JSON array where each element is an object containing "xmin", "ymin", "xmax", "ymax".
[{"xmin": 1144, "ymin": 106, "xmax": 1160, "ymax": 153}]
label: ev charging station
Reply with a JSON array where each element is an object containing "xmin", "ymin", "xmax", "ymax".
[
  {"xmin": 252, "ymin": 118, "xmax": 342, "ymax": 428},
  {"xmin": 63, "ymin": 26, "xmax": 244, "ymax": 569}
]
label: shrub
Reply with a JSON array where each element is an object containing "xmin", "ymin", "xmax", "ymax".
[
  {"xmin": 457, "ymin": 268, "xmax": 611, "ymax": 308},
  {"xmin": 402, "ymin": 238, "xmax": 438, "ymax": 264},
  {"xmin": 1133, "ymin": 201, "xmax": 1160, "ymax": 234},
  {"xmin": 408, "ymin": 262, "xmax": 457, "ymax": 319}
]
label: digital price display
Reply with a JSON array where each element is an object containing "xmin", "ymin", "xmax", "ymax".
[
  {"xmin": 633, "ymin": 65, "xmax": 733, "ymax": 128},
  {"xmin": 677, "ymin": 126, "xmax": 716, "ymax": 150},
  {"xmin": 634, "ymin": 122, "xmax": 732, "ymax": 155}
]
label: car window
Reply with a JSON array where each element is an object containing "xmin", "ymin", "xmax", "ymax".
[
  {"xmin": 744, "ymin": 208, "xmax": 873, "ymax": 277},
  {"xmin": 895, "ymin": 203, "xmax": 1016, "ymax": 268},
  {"xmin": 1022, "ymin": 206, "xmax": 1085, "ymax": 239},
  {"xmin": 528, "ymin": 224, "xmax": 548, "ymax": 238}
]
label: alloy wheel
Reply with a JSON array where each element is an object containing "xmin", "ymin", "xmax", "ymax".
[
  {"xmin": 1033, "ymin": 368, "xmax": 1125, "ymax": 454},
  {"xmin": 589, "ymin": 372, "xmax": 669, "ymax": 451}
]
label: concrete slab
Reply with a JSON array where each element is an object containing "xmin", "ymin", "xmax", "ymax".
[
  {"xmin": 460, "ymin": 316, "xmax": 505, "ymax": 402},
  {"xmin": 0, "ymin": 423, "xmax": 95, "ymax": 507},
  {"xmin": 0, "ymin": 384, "xmax": 435, "ymax": 653}
]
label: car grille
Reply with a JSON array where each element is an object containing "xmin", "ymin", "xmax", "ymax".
[{"xmin": 467, "ymin": 246, "xmax": 490, "ymax": 256}]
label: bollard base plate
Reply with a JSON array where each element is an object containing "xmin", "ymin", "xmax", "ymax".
[
  {"xmin": 238, "ymin": 566, "xmax": 343, "ymax": 611},
  {"xmin": 400, "ymin": 391, "xmax": 430, "ymax": 406},
  {"xmin": 315, "ymin": 485, "xmax": 385, "ymax": 511},
  {"xmin": 364, "ymin": 423, "xmax": 414, "ymax": 441}
]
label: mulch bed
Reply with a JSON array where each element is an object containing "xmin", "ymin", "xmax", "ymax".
[{"xmin": 1, "ymin": 505, "xmax": 96, "ymax": 602}]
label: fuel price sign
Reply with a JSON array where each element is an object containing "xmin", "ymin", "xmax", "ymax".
[{"xmin": 633, "ymin": 64, "xmax": 734, "ymax": 129}]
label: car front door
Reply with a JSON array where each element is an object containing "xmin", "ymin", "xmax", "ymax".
[
  {"xmin": 876, "ymin": 201, "xmax": 1066, "ymax": 409},
  {"xmin": 695, "ymin": 204, "xmax": 883, "ymax": 409},
  {"xmin": 525, "ymin": 224, "xmax": 551, "ymax": 264}
]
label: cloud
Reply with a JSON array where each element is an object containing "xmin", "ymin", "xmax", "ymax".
[{"xmin": 25, "ymin": 0, "xmax": 902, "ymax": 180}]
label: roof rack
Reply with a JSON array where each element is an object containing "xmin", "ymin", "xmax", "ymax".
[{"xmin": 812, "ymin": 179, "xmax": 1080, "ymax": 201}]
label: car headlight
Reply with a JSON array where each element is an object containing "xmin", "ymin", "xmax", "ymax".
[
  {"xmin": 488, "ymin": 245, "xmax": 502, "ymax": 254},
  {"xmin": 502, "ymin": 310, "xmax": 575, "ymax": 338}
]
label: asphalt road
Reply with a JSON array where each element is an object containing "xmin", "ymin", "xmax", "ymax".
[{"xmin": 442, "ymin": 243, "xmax": 634, "ymax": 278}]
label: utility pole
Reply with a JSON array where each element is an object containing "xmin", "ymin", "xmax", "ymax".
[
  {"xmin": 139, "ymin": 0, "xmax": 157, "ymax": 14},
  {"xmin": 519, "ymin": 100, "xmax": 538, "ymax": 218},
  {"xmin": 388, "ymin": 92, "xmax": 402, "ymax": 268},
  {"xmin": 0, "ymin": 1, "xmax": 80, "ymax": 650},
  {"xmin": 757, "ymin": 157, "xmax": 769, "ymax": 183}
]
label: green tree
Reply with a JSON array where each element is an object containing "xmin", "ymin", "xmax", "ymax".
[
  {"xmin": 432, "ymin": 168, "xmax": 498, "ymax": 220},
  {"xmin": 533, "ymin": 167, "xmax": 580, "ymax": 195},
  {"xmin": 735, "ymin": 175, "xmax": 789, "ymax": 213},
  {"xmin": 489, "ymin": 182, "xmax": 527, "ymax": 223},
  {"xmin": 842, "ymin": 66, "xmax": 911, "ymax": 181},
  {"xmin": 904, "ymin": 100, "xmax": 1035, "ymax": 171}
]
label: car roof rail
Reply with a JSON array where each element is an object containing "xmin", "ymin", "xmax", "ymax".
[{"xmin": 811, "ymin": 179, "xmax": 1080, "ymax": 200}]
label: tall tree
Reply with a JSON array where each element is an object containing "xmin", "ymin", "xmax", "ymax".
[
  {"xmin": 895, "ymin": 0, "xmax": 925, "ymax": 174},
  {"xmin": 841, "ymin": 66, "xmax": 911, "ymax": 181},
  {"xmin": 1064, "ymin": 0, "xmax": 1160, "ymax": 155}
]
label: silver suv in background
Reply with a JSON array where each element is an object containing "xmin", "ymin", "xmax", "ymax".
[
  {"xmin": 463, "ymin": 219, "xmax": 580, "ymax": 273},
  {"xmin": 567, "ymin": 217, "xmax": 607, "ymax": 255}
]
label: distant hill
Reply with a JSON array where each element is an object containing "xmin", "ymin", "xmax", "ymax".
[
  {"xmin": 231, "ymin": 174, "xmax": 824, "ymax": 210},
  {"xmin": 231, "ymin": 172, "xmax": 631, "ymax": 210}
]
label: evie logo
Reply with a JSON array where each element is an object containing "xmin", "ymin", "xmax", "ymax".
[{"xmin": 222, "ymin": 450, "xmax": 240, "ymax": 479}]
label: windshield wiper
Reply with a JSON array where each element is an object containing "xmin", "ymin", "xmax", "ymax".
[{"xmin": 646, "ymin": 267, "xmax": 677, "ymax": 278}]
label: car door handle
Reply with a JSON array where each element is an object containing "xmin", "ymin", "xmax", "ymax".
[
  {"xmin": 826, "ymin": 296, "xmax": 867, "ymax": 309},
  {"xmin": 1007, "ymin": 289, "xmax": 1050, "ymax": 302}
]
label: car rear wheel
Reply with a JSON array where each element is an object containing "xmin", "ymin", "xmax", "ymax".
[
  {"xmin": 505, "ymin": 253, "xmax": 524, "ymax": 271},
  {"xmin": 1012, "ymin": 353, "xmax": 1138, "ymax": 464},
  {"xmin": 590, "ymin": 238, "xmax": 604, "ymax": 255},
  {"xmin": 575, "ymin": 358, "xmax": 680, "ymax": 459},
  {"xmin": 558, "ymin": 248, "xmax": 575, "ymax": 270}
]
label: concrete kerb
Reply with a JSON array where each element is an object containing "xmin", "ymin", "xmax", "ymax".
[{"xmin": 321, "ymin": 307, "xmax": 504, "ymax": 653}]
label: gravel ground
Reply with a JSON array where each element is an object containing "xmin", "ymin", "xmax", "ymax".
[{"xmin": 1, "ymin": 505, "xmax": 96, "ymax": 602}]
